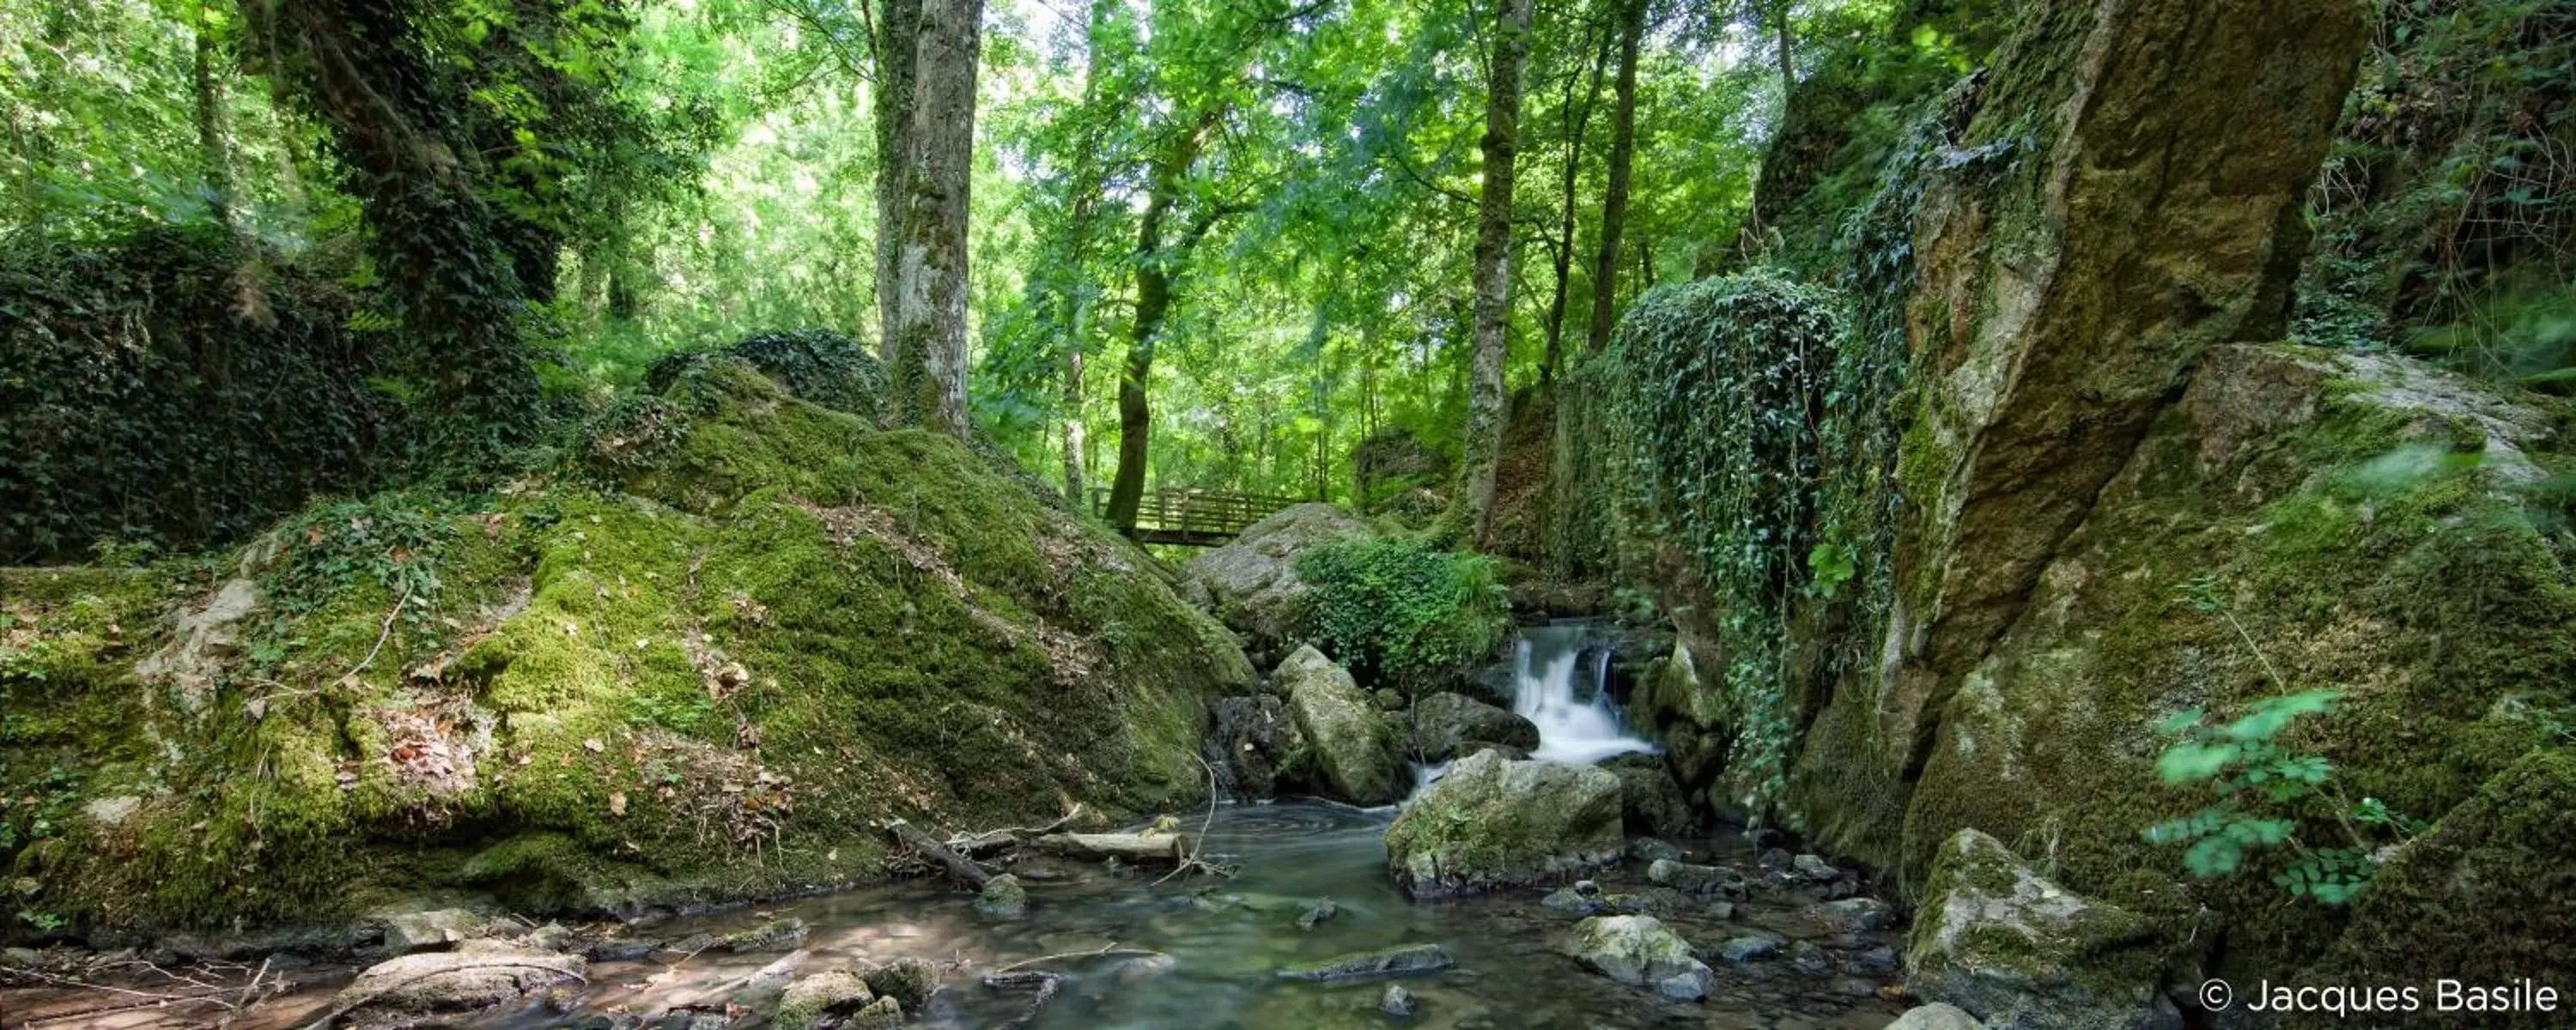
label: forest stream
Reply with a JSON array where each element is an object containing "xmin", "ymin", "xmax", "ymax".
[{"xmin": 1, "ymin": 627, "xmax": 1908, "ymax": 1030}]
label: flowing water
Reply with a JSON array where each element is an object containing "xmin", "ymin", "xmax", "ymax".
[{"xmin": 4, "ymin": 626, "xmax": 1907, "ymax": 1029}]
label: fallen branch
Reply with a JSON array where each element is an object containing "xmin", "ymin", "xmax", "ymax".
[
  {"xmin": 946, "ymin": 803, "xmax": 1085, "ymax": 857},
  {"xmin": 888, "ymin": 818, "xmax": 995, "ymax": 888},
  {"xmin": 1154, "ymin": 756, "xmax": 1229, "ymax": 886},
  {"xmin": 990, "ymin": 942, "xmax": 1167, "ymax": 974},
  {"xmin": 1031, "ymin": 832, "xmax": 1188, "ymax": 863}
]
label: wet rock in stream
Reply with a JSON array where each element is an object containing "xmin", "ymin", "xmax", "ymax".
[
  {"xmin": 1279, "ymin": 942, "xmax": 1455, "ymax": 982},
  {"xmin": 975, "ymin": 873, "xmax": 1030, "ymax": 918},
  {"xmin": 774, "ymin": 969, "xmax": 878, "ymax": 1030},
  {"xmin": 1378, "ymin": 982, "xmax": 1416, "ymax": 1018},
  {"xmin": 1561, "ymin": 914, "xmax": 1715, "ymax": 1001},
  {"xmin": 322, "ymin": 940, "xmax": 587, "ymax": 1029}
]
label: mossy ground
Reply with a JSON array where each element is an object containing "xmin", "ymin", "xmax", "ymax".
[{"xmin": 0, "ymin": 359, "xmax": 1250, "ymax": 937}]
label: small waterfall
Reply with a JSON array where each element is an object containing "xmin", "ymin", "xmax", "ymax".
[
  {"xmin": 1515, "ymin": 623, "xmax": 1656, "ymax": 764},
  {"xmin": 1405, "ymin": 622, "xmax": 1655, "ymax": 803}
]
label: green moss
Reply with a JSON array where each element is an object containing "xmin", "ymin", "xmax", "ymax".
[
  {"xmin": 8, "ymin": 360, "xmax": 1250, "ymax": 934},
  {"xmin": 1893, "ymin": 347, "xmax": 2575, "ymax": 978}
]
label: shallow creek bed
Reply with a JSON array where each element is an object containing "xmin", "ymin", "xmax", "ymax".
[{"xmin": 0, "ymin": 802, "xmax": 1909, "ymax": 1029}]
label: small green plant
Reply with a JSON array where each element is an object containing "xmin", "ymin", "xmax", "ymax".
[
  {"xmin": 15, "ymin": 908, "xmax": 67, "ymax": 934},
  {"xmin": 2144, "ymin": 575, "xmax": 2424, "ymax": 905},
  {"xmin": 1294, "ymin": 536, "xmax": 1510, "ymax": 693}
]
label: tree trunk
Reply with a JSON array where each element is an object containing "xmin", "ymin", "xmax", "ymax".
[
  {"xmin": 1105, "ymin": 113, "xmax": 1219, "ymax": 533},
  {"xmin": 1584, "ymin": 0, "xmax": 1646, "ymax": 354},
  {"xmin": 1453, "ymin": 0, "xmax": 1535, "ymax": 548},
  {"xmin": 1771, "ymin": 0, "xmax": 1795, "ymax": 97},
  {"xmin": 1541, "ymin": 20, "xmax": 1613, "ymax": 384},
  {"xmin": 873, "ymin": 0, "xmax": 922, "ymax": 366},
  {"xmin": 888, "ymin": 0, "xmax": 981, "ymax": 437},
  {"xmin": 192, "ymin": 6, "xmax": 238, "ymax": 234},
  {"xmin": 1063, "ymin": 348, "xmax": 1085, "ymax": 503}
]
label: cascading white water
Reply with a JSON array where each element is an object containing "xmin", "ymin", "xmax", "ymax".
[
  {"xmin": 1407, "ymin": 622, "xmax": 1653, "ymax": 802},
  {"xmin": 1513, "ymin": 622, "xmax": 1656, "ymax": 764}
]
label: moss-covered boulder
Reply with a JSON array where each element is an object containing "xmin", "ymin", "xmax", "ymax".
[
  {"xmin": 1180, "ymin": 503, "xmax": 1377, "ymax": 664},
  {"xmin": 1275, "ymin": 645, "xmax": 1404, "ymax": 805},
  {"xmin": 1383, "ymin": 749, "xmax": 1621, "ymax": 899},
  {"xmin": 1560, "ymin": 914, "xmax": 1714, "ymax": 1000},
  {"xmin": 2306, "ymin": 750, "xmax": 2576, "ymax": 1019},
  {"xmin": 0, "ymin": 357, "xmax": 1251, "ymax": 937},
  {"xmin": 1907, "ymin": 830, "xmax": 2179, "ymax": 1030}
]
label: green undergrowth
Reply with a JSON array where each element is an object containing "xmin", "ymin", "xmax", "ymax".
[
  {"xmin": 1292, "ymin": 536, "xmax": 1510, "ymax": 696},
  {"xmin": 0, "ymin": 355, "xmax": 1251, "ymax": 936}
]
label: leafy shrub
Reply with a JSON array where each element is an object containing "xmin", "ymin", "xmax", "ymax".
[
  {"xmin": 645, "ymin": 327, "xmax": 885, "ymax": 421},
  {"xmin": 0, "ymin": 225, "xmax": 394, "ymax": 561},
  {"xmin": 1294, "ymin": 536, "xmax": 1509, "ymax": 693}
]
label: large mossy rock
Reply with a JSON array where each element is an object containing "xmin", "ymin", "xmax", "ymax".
[
  {"xmin": 1383, "ymin": 749, "xmax": 1621, "ymax": 898},
  {"xmin": 1906, "ymin": 830, "xmax": 2178, "ymax": 1030},
  {"xmin": 1560, "ymin": 914, "xmax": 1715, "ymax": 1000},
  {"xmin": 2307, "ymin": 750, "xmax": 2576, "ymax": 1014},
  {"xmin": 0, "ymin": 358, "xmax": 1253, "ymax": 934},
  {"xmin": 1179, "ymin": 503, "xmax": 1376, "ymax": 663},
  {"xmin": 1275, "ymin": 645, "xmax": 1404, "ymax": 805}
]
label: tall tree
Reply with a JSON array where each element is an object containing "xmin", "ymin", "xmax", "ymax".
[
  {"xmin": 191, "ymin": 2, "xmax": 237, "ymax": 234},
  {"xmin": 872, "ymin": 0, "xmax": 920, "ymax": 368},
  {"xmin": 885, "ymin": 0, "xmax": 981, "ymax": 436},
  {"xmin": 1105, "ymin": 107, "xmax": 1223, "ymax": 532},
  {"xmin": 1583, "ymin": 0, "xmax": 1645, "ymax": 355},
  {"xmin": 1453, "ymin": 0, "xmax": 1535, "ymax": 545},
  {"xmin": 1540, "ymin": 9, "xmax": 1612, "ymax": 384}
]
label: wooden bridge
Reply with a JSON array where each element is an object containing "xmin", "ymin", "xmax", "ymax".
[{"xmin": 1090, "ymin": 488, "xmax": 1305, "ymax": 547}]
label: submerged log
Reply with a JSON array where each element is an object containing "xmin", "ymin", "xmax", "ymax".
[
  {"xmin": 888, "ymin": 819, "xmax": 994, "ymax": 888},
  {"xmin": 1030, "ymin": 832, "xmax": 1189, "ymax": 863}
]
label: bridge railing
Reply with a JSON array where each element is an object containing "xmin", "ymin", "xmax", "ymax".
[{"xmin": 1090, "ymin": 487, "xmax": 1305, "ymax": 542}]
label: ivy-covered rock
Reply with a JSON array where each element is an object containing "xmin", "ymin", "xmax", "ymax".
[
  {"xmin": 1906, "ymin": 829, "xmax": 2178, "ymax": 1030},
  {"xmin": 645, "ymin": 327, "xmax": 887, "ymax": 422},
  {"xmin": 1275, "ymin": 645, "xmax": 1404, "ymax": 806},
  {"xmin": 0, "ymin": 360, "xmax": 1252, "ymax": 936},
  {"xmin": 1383, "ymin": 750, "xmax": 1622, "ymax": 899},
  {"xmin": 1180, "ymin": 503, "xmax": 1377, "ymax": 665},
  {"xmin": 1290, "ymin": 536, "xmax": 1510, "ymax": 694}
]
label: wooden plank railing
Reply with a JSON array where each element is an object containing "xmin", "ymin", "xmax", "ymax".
[{"xmin": 1089, "ymin": 487, "xmax": 1305, "ymax": 546}]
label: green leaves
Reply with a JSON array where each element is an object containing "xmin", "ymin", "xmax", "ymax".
[{"xmin": 1294, "ymin": 536, "xmax": 1509, "ymax": 693}]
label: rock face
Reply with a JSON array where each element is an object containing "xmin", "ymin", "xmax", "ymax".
[
  {"xmin": 1906, "ymin": 830, "xmax": 2177, "ymax": 1030},
  {"xmin": 2312, "ymin": 749, "xmax": 2576, "ymax": 997},
  {"xmin": 1206, "ymin": 694, "xmax": 1306, "ymax": 798},
  {"xmin": 1561, "ymin": 915, "xmax": 1715, "ymax": 1001},
  {"xmin": 1408, "ymin": 691, "xmax": 1540, "ymax": 761},
  {"xmin": 1276, "ymin": 645, "xmax": 1405, "ymax": 805},
  {"xmin": 1180, "ymin": 503, "xmax": 1377, "ymax": 662},
  {"xmin": 1383, "ymin": 750, "xmax": 1622, "ymax": 898}
]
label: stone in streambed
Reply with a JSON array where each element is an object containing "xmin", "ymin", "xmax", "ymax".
[
  {"xmin": 1648, "ymin": 858, "xmax": 1747, "ymax": 897},
  {"xmin": 1906, "ymin": 829, "xmax": 2178, "ymax": 1030},
  {"xmin": 775, "ymin": 970, "xmax": 875, "ymax": 1030},
  {"xmin": 1383, "ymin": 749, "xmax": 1622, "ymax": 898},
  {"xmin": 719, "ymin": 917, "xmax": 807, "ymax": 953},
  {"xmin": 1278, "ymin": 943, "xmax": 1454, "ymax": 983},
  {"xmin": 1717, "ymin": 929, "xmax": 1787, "ymax": 962},
  {"xmin": 975, "ymin": 874, "xmax": 1028, "ymax": 918},
  {"xmin": 1409, "ymin": 692, "xmax": 1540, "ymax": 762},
  {"xmin": 1379, "ymin": 983, "xmax": 1417, "ymax": 1018},
  {"xmin": 861, "ymin": 956, "xmax": 940, "ymax": 1010},
  {"xmin": 1560, "ymin": 915, "xmax": 1713, "ymax": 1001},
  {"xmin": 1886, "ymin": 1003, "xmax": 1986, "ymax": 1030},
  {"xmin": 329, "ymin": 940, "xmax": 587, "ymax": 1028},
  {"xmin": 1277, "ymin": 645, "xmax": 1406, "ymax": 805},
  {"xmin": 1295, "ymin": 897, "xmax": 1339, "ymax": 930}
]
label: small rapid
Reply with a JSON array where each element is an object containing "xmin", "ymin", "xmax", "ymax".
[{"xmin": 1511, "ymin": 621, "xmax": 1656, "ymax": 765}]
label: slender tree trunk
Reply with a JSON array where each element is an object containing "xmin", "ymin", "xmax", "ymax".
[
  {"xmin": 1584, "ymin": 0, "xmax": 1645, "ymax": 354},
  {"xmin": 872, "ymin": 0, "xmax": 921, "ymax": 366},
  {"xmin": 1454, "ymin": 0, "xmax": 1534, "ymax": 547},
  {"xmin": 1541, "ymin": 21, "xmax": 1612, "ymax": 384},
  {"xmin": 1771, "ymin": 0, "xmax": 1795, "ymax": 96},
  {"xmin": 1063, "ymin": 348, "xmax": 1085, "ymax": 502},
  {"xmin": 193, "ymin": 6, "xmax": 238, "ymax": 234},
  {"xmin": 888, "ymin": 0, "xmax": 981, "ymax": 437},
  {"xmin": 1106, "ymin": 113, "xmax": 1218, "ymax": 533}
]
